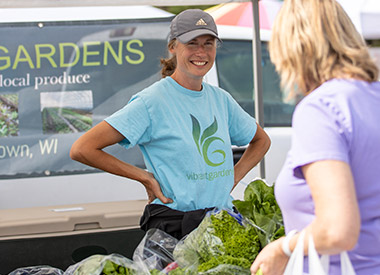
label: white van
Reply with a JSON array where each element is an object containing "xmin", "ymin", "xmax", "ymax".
[{"xmin": 0, "ymin": 6, "xmax": 294, "ymax": 273}]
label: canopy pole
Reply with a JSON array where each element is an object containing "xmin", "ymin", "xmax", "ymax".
[{"xmin": 251, "ymin": 0, "xmax": 266, "ymax": 179}]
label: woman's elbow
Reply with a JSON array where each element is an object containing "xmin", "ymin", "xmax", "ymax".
[
  {"xmin": 257, "ymin": 130, "xmax": 271, "ymax": 155},
  {"xmin": 70, "ymin": 141, "xmax": 85, "ymax": 162},
  {"xmin": 324, "ymin": 223, "xmax": 360, "ymax": 251}
]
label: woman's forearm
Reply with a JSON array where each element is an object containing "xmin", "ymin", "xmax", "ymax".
[
  {"xmin": 70, "ymin": 121, "xmax": 150, "ymax": 184},
  {"xmin": 71, "ymin": 144, "xmax": 149, "ymax": 183}
]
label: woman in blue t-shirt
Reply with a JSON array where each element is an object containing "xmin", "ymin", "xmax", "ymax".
[{"xmin": 70, "ymin": 9, "xmax": 270, "ymax": 239}]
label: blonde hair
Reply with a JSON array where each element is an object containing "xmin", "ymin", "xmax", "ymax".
[
  {"xmin": 269, "ymin": 0, "xmax": 379, "ymax": 95},
  {"xmin": 160, "ymin": 39, "xmax": 177, "ymax": 78}
]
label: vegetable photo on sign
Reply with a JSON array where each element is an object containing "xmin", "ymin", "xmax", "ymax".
[{"xmin": 0, "ymin": 93, "xmax": 19, "ymax": 137}]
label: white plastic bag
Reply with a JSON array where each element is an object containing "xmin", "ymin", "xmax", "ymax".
[{"xmin": 283, "ymin": 230, "xmax": 356, "ymax": 275}]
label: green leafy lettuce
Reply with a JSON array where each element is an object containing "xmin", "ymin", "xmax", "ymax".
[{"xmin": 232, "ymin": 179, "xmax": 285, "ymax": 247}]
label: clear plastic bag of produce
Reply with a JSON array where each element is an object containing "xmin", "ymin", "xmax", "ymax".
[
  {"xmin": 64, "ymin": 253, "xmax": 140, "ymax": 275},
  {"xmin": 9, "ymin": 266, "xmax": 64, "ymax": 275},
  {"xmin": 132, "ymin": 228, "xmax": 179, "ymax": 273},
  {"xmin": 172, "ymin": 209, "xmax": 259, "ymax": 275},
  {"xmin": 171, "ymin": 179, "xmax": 285, "ymax": 274}
]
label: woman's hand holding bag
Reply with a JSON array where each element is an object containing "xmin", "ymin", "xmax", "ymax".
[{"xmin": 283, "ymin": 230, "xmax": 356, "ymax": 275}]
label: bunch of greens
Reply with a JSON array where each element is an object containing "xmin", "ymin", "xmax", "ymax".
[
  {"xmin": 232, "ymin": 179, "xmax": 285, "ymax": 248},
  {"xmin": 198, "ymin": 211, "xmax": 260, "ymax": 271},
  {"xmin": 173, "ymin": 210, "xmax": 261, "ymax": 274},
  {"xmin": 169, "ymin": 179, "xmax": 284, "ymax": 274}
]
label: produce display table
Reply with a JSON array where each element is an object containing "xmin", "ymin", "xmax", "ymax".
[{"xmin": 0, "ymin": 200, "xmax": 147, "ymax": 274}]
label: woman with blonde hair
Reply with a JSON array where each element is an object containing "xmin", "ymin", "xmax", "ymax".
[{"xmin": 250, "ymin": 0, "xmax": 380, "ymax": 274}]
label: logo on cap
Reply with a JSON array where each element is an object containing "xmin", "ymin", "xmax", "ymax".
[{"xmin": 196, "ymin": 18, "xmax": 207, "ymax": 26}]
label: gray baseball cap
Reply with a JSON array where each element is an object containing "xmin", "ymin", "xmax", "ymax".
[{"xmin": 169, "ymin": 9, "xmax": 221, "ymax": 44}]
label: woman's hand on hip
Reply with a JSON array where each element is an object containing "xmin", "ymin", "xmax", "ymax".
[{"xmin": 142, "ymin": 172, "xmax": 173, "ymax": 204}]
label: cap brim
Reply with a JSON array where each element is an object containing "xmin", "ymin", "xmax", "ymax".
[{"xmin": 176, "ymin": 29, "xmax": 221, "ymax": 44}]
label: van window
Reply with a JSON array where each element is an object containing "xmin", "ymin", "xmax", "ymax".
[{"xmin": 215, "ymin": 40, "xmax": 295, "ymax": 127}]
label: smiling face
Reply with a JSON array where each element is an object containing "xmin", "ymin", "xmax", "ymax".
[{"xmin": 170, "ymin": 35, "xmax": 217, "ymax": 91}]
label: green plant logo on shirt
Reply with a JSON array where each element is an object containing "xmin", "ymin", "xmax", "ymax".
[{"xmin": 191, "ymin": 114, "xmax": 226, "ymax": 167}]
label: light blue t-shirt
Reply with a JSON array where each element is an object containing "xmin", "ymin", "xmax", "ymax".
[{"xmin": 105, "ymin": 77, "xmax": 257, "ymax": 211}]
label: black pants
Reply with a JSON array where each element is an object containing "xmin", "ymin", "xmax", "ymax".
[{"xmin": 140, "ymin": 204, "xmax": 215, "ymax": 240}]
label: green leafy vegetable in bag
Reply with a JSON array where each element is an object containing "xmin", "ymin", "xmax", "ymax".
[
  {"xmin": 150, "ymin": 179, "xmax": 285, "ymax": 274},
  {"xmin": 233, "ymin": 179, "xmax": 285, "ymax": 247},
  {"xmin": 173, "ymin": 210, "xmax": 261, "ymax": 274}
]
